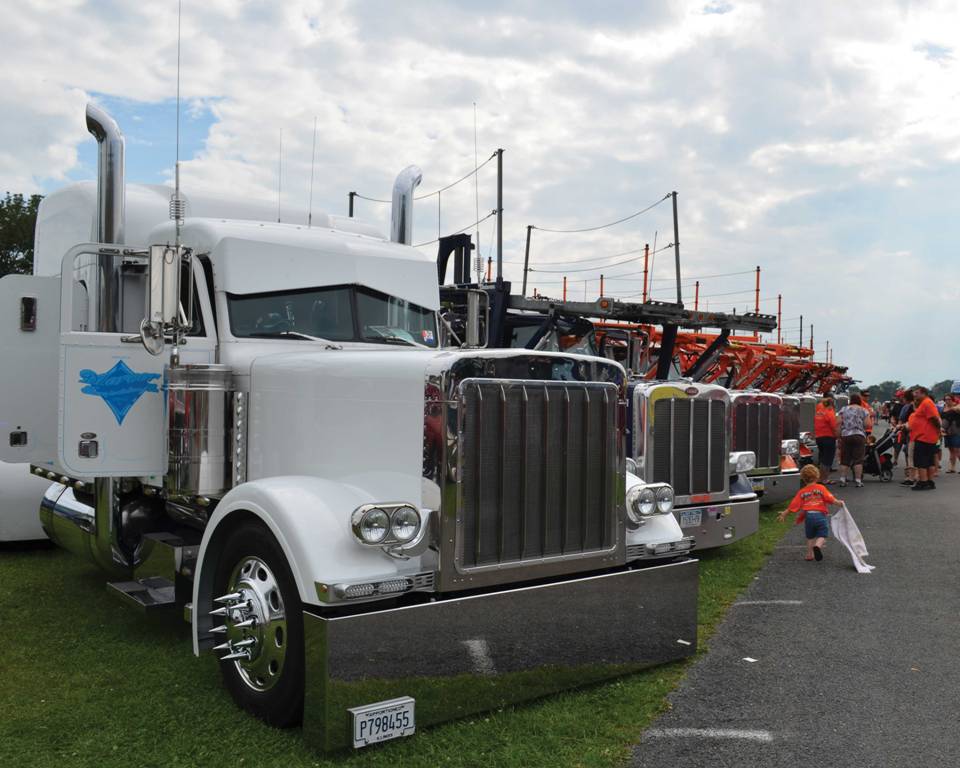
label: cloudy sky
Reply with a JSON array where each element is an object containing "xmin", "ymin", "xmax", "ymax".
[{"xmin": 2, "ymin": 0, "xmax": 958, "ymax": 385}]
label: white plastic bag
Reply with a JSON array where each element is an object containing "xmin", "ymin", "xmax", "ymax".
[{"xmin": 831, "ymin": 503, "xmax": 875, "ymax": 573}]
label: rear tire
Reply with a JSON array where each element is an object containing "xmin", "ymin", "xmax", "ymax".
[{"xmin": 212, "ymin": 519, "xmax": 304, "ymax": 727}]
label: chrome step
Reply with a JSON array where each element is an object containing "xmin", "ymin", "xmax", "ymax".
[{"xmin": 106, "ymin": 576, "xmax": 177, "ymax": 613}]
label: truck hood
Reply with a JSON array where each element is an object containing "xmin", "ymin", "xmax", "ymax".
[{"xmin": 245, "ymin": 346, "xmax": 625, "ymax": 511}]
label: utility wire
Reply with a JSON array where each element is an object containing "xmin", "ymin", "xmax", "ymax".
[
  {"xmin": 413, "ymin": 209, "xmax": 497, "ymax": 248},
  {"xmin": 352, "ymin": 151, "xmax": 498, "ymax": 203},
  {"xmin": 528, "ymin": 243, "xmax": 674, "ymax": 273},
  {"xmin": 530, "ymin": 193, "xmax": 671, "ymax": 234}
]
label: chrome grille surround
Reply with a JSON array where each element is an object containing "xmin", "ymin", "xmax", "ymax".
[
  {"xmin": 631, "ymin": 381, "xmax": 731, "ymax": 506},
  {"xmin": 730, "ymin": 391, "xmax": 782, "ymax": 474},
  {"xmin": 424, "ymin": 352, "xmax": 627, "ymax": 592}
]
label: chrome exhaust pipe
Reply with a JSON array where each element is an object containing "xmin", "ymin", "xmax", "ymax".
[
  {"xmin": 85, "ymin": 103, "xmax": 125, "ymax": 332},
  {"xmin": 390, "ymin": 165, "xmax": 422, "ymax": 245}
]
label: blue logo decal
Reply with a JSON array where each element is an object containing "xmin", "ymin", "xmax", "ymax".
[{"xmin": 79, "ymin": 360, "xmax": 161, "ymax": 425}]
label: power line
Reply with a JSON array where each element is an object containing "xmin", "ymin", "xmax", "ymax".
[
  {"xmin": 353, "ymin": 151, "xmax": 498, "ymax": 203},
  {"xmin": 529, "ymin": 193, "xmax": 671, "ymax": 234},
  {"xmin": 528, "ymin": 242, "xmax": 674, "ymax": 274},
  {"xmin": 413, "ymin": 209, "xmax": 497, "ymax": 248}
]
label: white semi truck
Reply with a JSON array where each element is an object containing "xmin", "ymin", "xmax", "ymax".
[{"xmin": 0, "ymin": 105, "xmax": 699, "ymax": 751}]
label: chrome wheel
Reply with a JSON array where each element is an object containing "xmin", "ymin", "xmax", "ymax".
[{"xmin": 212, "ymin": 555, "xmax": 287, "ymax": 692}]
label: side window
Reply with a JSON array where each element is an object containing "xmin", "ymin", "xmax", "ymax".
[{"xmin": 68, "ymin": 250, "xmax": 205, "ymax": 336}]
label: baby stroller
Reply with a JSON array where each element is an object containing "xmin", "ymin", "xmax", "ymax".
[{"xmin": 863, "ymin": 428, "xmax": 895, "ymax": 482}]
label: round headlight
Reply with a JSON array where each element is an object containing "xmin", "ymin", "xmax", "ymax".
[
  {"xmin": 357, "ymin": 507, "xmax": 389, "ymax": 544},
  {"xmin": 638, "ymin": 487, "xmax": 657, "ymax": 516},
  {"xmin": 390, "ymin": 505, "xmax": 421, "ymax": 543},
  {"xmin": 625, "ymin": 457, "xmax": 638, "ymax": 475},
  {"xmin": 656, "ymin": 485, "xmax": 674, "ymax": 514}
]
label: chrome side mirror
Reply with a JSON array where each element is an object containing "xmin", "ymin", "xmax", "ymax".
[{"xmin": 140, "ymin": 245, "xmax": 183, "ymax": 356}]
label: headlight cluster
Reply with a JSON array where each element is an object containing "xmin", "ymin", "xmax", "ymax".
[
  {"xmin": 351, "ymin": 503, "xmax": 423, "ymax": 547},
  {"xmin": 780, "ymin": 439, "xmax": 800, "ymax": 456},
  {"xmin": 625, "ymin": 483, "xmax": 674, "ymax": 523},
  {"xmin": 729, "ymin": 450, "xmax": 756, "ymax": 474}
]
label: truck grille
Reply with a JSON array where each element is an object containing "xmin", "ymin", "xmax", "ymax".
[
  {"xmin": 733, "ymin": 400, "xmax": 781, "ymax": 469},
  {"xmin": 798, "ymin": 398, "xmax": 816, "ymax": 434},
  {"xmin": 781, "ymin": 398, "xmax": 800, "ymax": 441},
  {"xmin": 651, "ymin": 398, "xmax": 727, "ymax": 498},
  {"xmin": 458, "ymin": 380, "xmax": 619, "ymax": 569}
]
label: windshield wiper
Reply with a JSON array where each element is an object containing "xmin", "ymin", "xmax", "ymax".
[
  {"xmin": 371, "ymin": 335, "xmax": 418, "ymax": 347},
  {"xmin": 247, "ymin": 331, "xmax": 342, "ymax": 348}
]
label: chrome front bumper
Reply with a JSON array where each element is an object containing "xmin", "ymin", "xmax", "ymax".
[
  {"xmin": 672, "ymin": 495, "xmax": 759, "ymax": 551},
  {"xmin": 756, "ymin": 469, "xmax": 802, "ymax": 507},
  {"xmin": 302, "ymin": 559, "xmax": 699, "ymax": 752}
]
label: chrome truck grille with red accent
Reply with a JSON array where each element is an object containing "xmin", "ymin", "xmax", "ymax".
[
  {"xmin": 631, "ymin": 382, "xmax": 731, "ymax": 506},
  {"xmin": 424, "ymin": 353, "xmax": 628, "ymax": 592},
  {"xmin": 458, "ymin": 380, "xmax": 619, "ymax": 569},
  {"xmin": 731, "ymin": 394, "xmax": 781, "ymax": 472}
]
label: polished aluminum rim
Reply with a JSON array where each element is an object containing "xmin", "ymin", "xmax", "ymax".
[{"xmin": 222, "ymin": 556, "xmax": 288, "ymax": 692}]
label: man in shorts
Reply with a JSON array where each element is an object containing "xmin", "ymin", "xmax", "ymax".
[{"xmin": 909, "ymin": 385, "xmax": 941, "ymax": 491}]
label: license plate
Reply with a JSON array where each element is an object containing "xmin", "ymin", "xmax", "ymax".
[
  {"xmin": 751, "ymin": 479, "xmax": 764, "ymax": 493},
  {"xmin": 350, "ymin": 697, "xmax": 416, "ymax": 748},
  {"xmin": 679, "ymin": 509, "xmax": 702, "ymax": 528}
]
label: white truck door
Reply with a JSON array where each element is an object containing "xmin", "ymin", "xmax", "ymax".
[
  {"xmin": 0, "ymin": 275, "xmax": 61, "ymax": 465},
  {"xmin": 57, "ymin": 246, "xmax": 215, "ymax": 478}
]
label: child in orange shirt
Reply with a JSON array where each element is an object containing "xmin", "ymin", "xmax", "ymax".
[{"xmin": 778, "ymin": 464, "xmax": 842, "ymax": 561}]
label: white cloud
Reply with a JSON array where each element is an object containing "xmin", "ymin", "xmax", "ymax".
[{"xmin": 1, "ymin": 0, "xmax": 959, "ymax": 383}]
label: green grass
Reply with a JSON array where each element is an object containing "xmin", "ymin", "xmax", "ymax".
[{"xmin": 0, "ymin": 508, "xmax": 787, "ymax": 768}]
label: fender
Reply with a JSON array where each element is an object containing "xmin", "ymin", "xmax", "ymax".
[{"xmin": 191, "ymin": 475, "xmax": 431, "ymax": 655}]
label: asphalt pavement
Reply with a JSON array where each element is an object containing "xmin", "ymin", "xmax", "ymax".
[{"xmin": 630, "ymin": 458, "xmax": 960, "ymax": 768}]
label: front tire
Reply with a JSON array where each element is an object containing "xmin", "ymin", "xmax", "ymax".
[{"xmin": 212, "ymin": 519, "xmax": 304, "ymax": 727}]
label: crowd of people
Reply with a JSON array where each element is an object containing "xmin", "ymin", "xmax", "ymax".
[
  {"xmin": 814, "ymin": 385, "xmax": 955, "ymax": 491},
  {"xmin": 782, "ymin": 384, "xmax": 952, "ymax": 566}
]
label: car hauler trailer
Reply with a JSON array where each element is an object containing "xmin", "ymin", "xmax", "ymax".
[
  {"xmin": 0, "ymin": 105, "xmax": 699, "ymax": 752},
  {"xmin": 436, "ymin": 246, "xmax": 777, "ymax": 553}
]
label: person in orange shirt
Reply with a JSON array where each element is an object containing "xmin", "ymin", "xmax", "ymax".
[
  {"xmin": 908, "ymin": 385, "xmax": 942, "ymax": 491},
  {"xmin": 814, "ymin": 396, "xmax": 840, "ymax": 484},
  {"xmin": 778, "ymin": 464, "xmax": 842, "ymax": 561}
]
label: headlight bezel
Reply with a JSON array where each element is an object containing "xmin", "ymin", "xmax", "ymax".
[
  {"xmin": 626, "ymin": 482, "xmax": 674, "ymax": 523},
  {"xmin": 351, "ymin": 502, "xmax": 424, "ymax": 549}
]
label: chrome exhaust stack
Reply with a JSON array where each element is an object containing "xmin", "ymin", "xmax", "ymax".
[
  {"xmin": 390, "ymin": 165, "xmax": 422, "ymax": 245},
  {"xmin": 43, "ymin": 105, "xmax": 134, "ymax": 575},
  {"xmin": 85, "ymin": 102, "xmax": 125, "ymax": 332}
]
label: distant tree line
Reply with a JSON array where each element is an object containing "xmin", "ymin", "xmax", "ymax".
[
  {"xmin": 0, "ymin": 192, "xmax": 42, "ymax": 277},
  {"xmin": 857, "ymin": 379, "xmax": 956, "ymax": 401}
]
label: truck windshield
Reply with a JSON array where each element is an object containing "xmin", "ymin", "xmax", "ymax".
[{"xmin": 228, "ymin": 285, "xmax": 438, "ymax": 347}]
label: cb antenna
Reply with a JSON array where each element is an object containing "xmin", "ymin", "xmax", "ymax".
[
  {"xmin": 169, "ymin": 0, "xmax": 185, "ymax": 244},
  {"xmin": 167, "ymin": 0, "xmax": 190, "ymax": 367},
  {"xmin": 308, "ymin": 116, "xmax": 317, "ymax": 227},
  {"xmin": 473, "ymin": 102, "xmax": 482, "ymax": 283}
]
